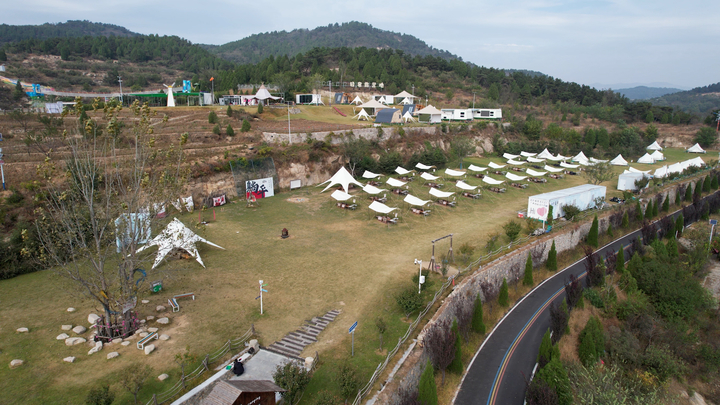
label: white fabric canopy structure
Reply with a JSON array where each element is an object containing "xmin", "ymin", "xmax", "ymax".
[
  {"xmin": 544, "ymin": 165, "xmax": 563, "ymax": 173},
  {"xmin": 363, "ymin": 184, "xmax": 386, "ymax": 195},
  {"xmin": 353, "ymin": 110, "xmax": 371, "ymax": 121},
  {"xmin": 610, "ymin": 154, "xmax": 629, "ymax": 166},
  {"xmin": 506, "ymin": 172, "xmax": 527, "ymax": 181},
  {"xmin": 503, "ymin": 153, "xmax": 520, "ymax": 160},
  {"xmin": 488, "ymin": 162, "xmax": 506, "ymax": 169},
  {"xmin": 520, "ymin": 151, "xmax": 537, "ymax": 157},
  {"xmin": 687, "ymin": 143, "xmax": 706, "ymax": 153},
  {"xmin": 526, "ymin": 169, "xmax": 547, "ymax": 176},
  {"xmin": 560, "ymin": 162, "xmax": 579, "ymax": 169},
  {"xmin": 395, "ymin": 166, "xmax": 412, "ymax": 175},
  {"xmin": 416, "ymin": 163, "xmax": 435, "ymax": 170},
  {"xmin": 357, "ymin": 99, "xmax": 387, "ymax": 114},
  {"xmin": 590, "ymin": 158, "xmax": 608, "ymax": 163},
  {"xmin": 136, "ymin": 218, "xmax": 224, "ymax": 269},
  {"xmin": 688, "ymin": 156, "xmax": 705, "ymax": 167},
  {"xmin": 468, "ymin": 164, "xmax": 487, "ymax": 172},
  {"xmin": 527, "ymin": 157, "xmax": 545, "ymax": 163},
  {"xmin": 646, "ymin": 141, "xmax": 662, "ymax": 151},
  {"xmin": 668, "ymin": 162, "xmax": 685, "ymax": 174},
  {"xmin": 537, "ymin": 149, "xmax": 554, "ymax": 159},
  {"xmin": 395, "ymin": 90, "xmax": 416, "ymax": 100},
  {"xmin": 369, "ymin": 201, "xmax": 397, "ymax": 214},
  {"xmin": 547, "ymin": 154, "xmax": 568, "ymax": 161},
  {"xmin": 572, "ymin": 151, "xmax": 588, "ymax": 162},
  {"xmin": 637, "ymin": 153, "xmax": 655, "ymax": 164},
  {"xmin": 482, "ymin": 176, "xmax": 505, "ymax": 185},
  {"xmin": 255, "ymin": 84, "xmax": 280, "ymax": 101},
  {"xmin": 628, "ymin": 167, "xmax": 651, "ymax": 174},
  {"xmin": 402, "ymin": 111, "xmax": 416, "ymax": 122},
  {"xmin": 456, "ymin": 181, "xmax": 477, "ymax": 190},
  {"xmin": 654, "ymin": 166, "xmax": 669, "ymax": 178},
  {"xmin": 416, "ymin": 105, "xmax": 442, "ymax": 115},
  {"xmin": 445, "ymin": 168, "xmax": 466, "ymax": 177},
  {"xmin": 421, "ymin": 172, "xmax": 440, "ymax": 181},
  {"xmin": 320, "ymin": 167, "xmax": 364, "ymax": 193},
  {"xmin": 650, "ymin": 150, "xmax": 665, "ymax": 161},
  {"xmin": 331, "ymin": 190, "xmax": 353, "ymax": 201},
  {"xmin": 429, "ymin": 188, "xmax": 455, "ymax": 198},
  {"xmin": 351, "ymin": 95, "xmax": 363, "ymax": 105},
  {"xmin": 386, "ymin": 178, "xmax": 407, "ymax": 187},
  {"xmin": 507, "ymin": 159, "xmax": 525, "ymax": 165},
  {"xmin": 404, "ymin": 194, "xmax": 431, "ymax": 206},
  {"xmin": 362, "ymin": 170, "xmax": 381, "ymax": 179}
]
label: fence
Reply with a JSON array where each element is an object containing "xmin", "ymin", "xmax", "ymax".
[
  {"xmin": 228, "ymin": 157, "xmax": 279, "ymax": 199},
  {"xmin": 144, "ymin": 326, "xmax": 254, "ymax": 405}
]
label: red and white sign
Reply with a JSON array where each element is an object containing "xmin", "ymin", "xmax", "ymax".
[{"xmin": 213, "ymin": 195, "xmax": 227, "ymax": 207}]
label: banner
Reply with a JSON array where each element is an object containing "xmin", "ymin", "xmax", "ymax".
[
  {"xmin": 183, "ymin": 196, "xmax": 194, "ymax": 212},
  {"xmin": 115, "ymin": 213, "xmax": 151, "ymax": 252},
  {"xmin": 213, "ymin": 195, "xmax": 227, "ymax": 206},
  {"xmin": 246, "ymin": 177, "xmax": 274, "ymax": 200}
]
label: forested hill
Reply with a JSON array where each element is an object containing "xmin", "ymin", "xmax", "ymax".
[
  {"xmin": 649, "ymin": 82, "xmax": 720, "ymax": 116},
  {"xmin": 0, "ymin": 20, "xmax": 138, "ymax": 46},
  {"xmin": 616, "ymin": 86, "xmax": 683, "ymax": 100},
  {"xmin": 206, "ymin": 21, "xmax": 458, "ymax": 64}
]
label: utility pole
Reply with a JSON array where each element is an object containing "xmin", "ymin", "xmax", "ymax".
[
  {"xmin": 118, "ymin": 76, "xmax": 123, "ymax": 104},
  {"xmin": 0, "ymin": 148, "xmax": 6, "ymax": 190},
  {"xmin": 328, "ymin": 80, "xmax": 332, "ymax": 106},
  {"xmin": 287, "ymin": 101, "xmax": 292, "ymax": 144},
  {"xmin": 473, "ymin": 92, "xmax": 476, "ymax": 109}
]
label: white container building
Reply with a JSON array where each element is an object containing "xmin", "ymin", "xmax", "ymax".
[
  {"xmin": 470, "ymin": 108, "xmax": 502, "ymax": 119},
  {"xmin": 441, "ymin": 108, "xmax": 473, "ymax": 121},
  {"xmin": 527, "ymin": 184, "xmax": 606, "ymax": 220}
]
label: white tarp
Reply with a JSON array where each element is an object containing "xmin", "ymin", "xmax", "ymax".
[
  {"xmin": 610, "ymin": 154, "xmax": 629, "ymax": 166},
  {"xmin": 527, "ymin": 157, "xmax": 545, "ymax": 163},
  {"xmin": 136, "ymin": 218, "xmax": 224, "ymax": 269},
  {"xmin": 320, "ymin": 167, "xmax": 364, "ymax": 193},
  {"xmin": 560, "ymin": 162, "xmax": 579, "ymax": 169},
  {"xmin": 468, "ymin": 164, "xmax": 487, "ymax": 172},
  {"xmin": 506, "ymin": 172, "xmax": 527, "ymax": 181},
  {"xmin": 650, "ymin": 150, "xmax": 665, "ymax": 161},
  {"xmin": 482, "ymin": 176, "xmax": 505, "ymax": 185},
  {"xmin": 687, "ymin": 143, "xmax": 706, "ymax": 153},
  {"xmin": 386, "ymin": 178, "xmax": 407, "ymax": 187},
  {"xmin": 445, "ymin": 168, "xmax": 466, "ymax": 177},
  {"xmin": 637, "ymin": 153, "xmax": 655, "ymax": 164},
  {"xmin": 416, "ymin": 163, "xmax": 434, "ymax": 170},
  {"xmin": 395, "ymin": 166, "xmax": 412, "ymax": 175},
  {"xmin": 488, "ymin": 162, "xmax": 506, "ymax": 169},
  {"xmin": 544, "ymin": 165, "xmax": 563, "ymax": 173},
  {"xmin": 363, "ymin": 184, "xmax": 386, "ymax": 194},
  {"xmin": 331, "ymin": 190, "xmax": 353, "ymax": 201},
  {"xmin": 182, "ymin": 196, "xmax": 194, "ymax": 212},
  {"xmin": 369, "ymin": 201, "xmax": 397, "ymax": 214},
  {"xmin": 573, "ymin": 151, "xmax": 588, "ymax": 162},
  {"xmin": 503, "ymin": 153, "xmax": 520, "ymax": 160},
  {"xmin": 429, "ymin": 188, "xmax": 454, "ymax": 198},
  {"xmin": 526, "ymin": 169, "xmax": 547, "ymax": 176},
  {"xmin": 646, "ymin": 141, "xmax": 662, "ymax": 151},
  {"xmin": 362, "ymin": 170, "xmax": 381, "ymax": 179},
  {"xmin": 404, "ymin": 194, "xmax": 431, "ymax": 206},
  {"xmin": 421, "ymin": 172, "xmax": 440, "ymax": 181},
  {"xmin": 520, "ymin": 151, "xmax": 537, "ymax": 157},
  {"xmin": 628, "ymin": 167, "xmax": 651, "ymax": 174},
  {"xmin": 507, "ymin": 159, "xmax": 525, "ymax": 165},
  {"xmin": 590, "ymin": 158, "xmax": 608, "ymax": 163},
  {"xmin": 537, "ymin": 149, "xmax": 554, "ymax": 159},
  {"xmin": 456, "ymin": 181, "xmax": 477, "ymax": 190}
]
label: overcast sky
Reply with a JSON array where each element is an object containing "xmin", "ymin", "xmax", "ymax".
[{"xmin": 3, "ymin": 0, "xmax": 718, "ymax": 89}]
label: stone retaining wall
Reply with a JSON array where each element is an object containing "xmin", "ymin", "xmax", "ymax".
[{"xmin": 262, "ymin": 126, "xmax": 438, "ymax": 145}]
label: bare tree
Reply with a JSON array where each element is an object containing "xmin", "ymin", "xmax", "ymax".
[
  {"xmin": 583, "ymin": 162, "xmax": 616, "ymax": 185},
  {"xmin": 454, "ymin": 296, "xmax": 473, "ymax": 342},
  {"xmin": 34, "ymin": 98, "xmax": 187, "ymax": 339},
  {"xmin": 424, "ymin": 319, "xmax": 456, "ymax": 386}
]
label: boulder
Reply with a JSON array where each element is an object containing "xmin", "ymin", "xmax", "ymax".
[
  {"xmin": 139, "ymin": 332, "xmax": 148, "ymax": 338},
  {"xmin": 148, "ymin": 327, "xmax": 159, "ymax": 333},
  {"xmin": 121, "ymin": 341, "xmax": 131, "ymax": 347},
  {"xmin": 159, "ymin": 334, "xmax": 170, "ymax": 341},
  {"xmin": 56, "ymin": 333, "xmax": 69, "ymax": 340},
  {"xmin": 65, "ymin": 337, "xmax": 87, "ymax": 346},
  {"xmin": 144, "ymin": 344, "xmax": 155, "ymax": 355},
  {"xmin": 61, "ymin": 325, "xmax": 72, "ymax": 331},
  {"xmin": 146, "ymin": 316, "xmax": 155, "ymax": 321},
  {"xmin": 134, "ymin": 329, "xmax": 144, "ymax": 335},
  {"xmin": 140, "ymin": 320, "xmax": 146, "ymax": 324},
  {"xmin": 72, "ymin": 325, "xmax": 87, "ymax": 335},
  {"xmin": 158, "ymin": 373, "xmax": 169, "ymax": 381},
  {"xmin": 88, "ymin": 341, "xmax": 103, "ymax": 355},
  {"xmin": 10, "ymin": 359, "xmax": 23, "ymax": 368},
  {"xmin": 141, "ymin": 300, "xmax": 150, "ymax": 304},
  {"xmin": 87, "ymin": 314, "xmax": 100, "ymax": 325},
  {"xmin": 106, "ymin": 352, "xmax": 119, "ymax": 360},
  {"xmin": 157, "ymin": 317, "xmax": 170, "ymax": 325},
  {"xmin": 16, "ymin": 327, "xmax": 29, "ymax": 333},
  {"xmin": 111, "ymin": 338, "xmax": 123, "ymax": 345},
  {"xmin": 63, "ymin": 357, "xmax": 75, "ymax": 363},
  {"xmin": 67, "ymin": 307, "xmax": 76, "ymax": 313},
  {"xmin": 156, "ymin": 305, "xmax": 166, "ymax": 312}
]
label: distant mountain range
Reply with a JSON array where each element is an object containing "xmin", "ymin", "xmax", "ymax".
[
  {"xmin": 203, "ymin": 21, "xmax": 459, "ymax": 64},
  {"xmin": 0, "ymin": 20, "xmax": 137, "ymax": 46},
  {"xmin": 648, "ymin": 82, "xmax": 720, "ymax": 116},
  {"xmin": 615, "ymin": 86, "xmax": 684, "ymax": 100}
]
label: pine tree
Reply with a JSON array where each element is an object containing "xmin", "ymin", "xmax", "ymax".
[
  {"xmin": 712, "ymin": 175, "xmax": 719, "ymax": 190},
  {"xmin": 606, "ymin": 223, "xmax": 613, "ymax": 238},
  {"xmin": 616, "ymin": 246, "xmax": 625, "ymax": 273},
  {"xmin": 667, "ymin": 236, "xmax": 679, "ymax": 257},
  {"xmin": 471, "ymin": 294, "xmax": 486, "ymax": 334},
  {"xmin": 547, "ymin": 240, "xmax": 557, "ymax": 272},
  {"xmin": 676, "ymin": 214, "xmax": 684, "ymax": 238},
  {"xmin": 587, "ymin": 215, "xmax": 599, "ymax": 247},
  {"xmin": 662, "ymin": 195, "xmax": 669, "ymax": 212},
  {"xmin": 621, "ymin": 211, "xmax": 629, "ymax": 228},
  {"xmin": 546, "ymin": 205, "xmax": 554, "ymax": 228},
  {"xmin": 449, "ymin": 320, "xmax": 463, "ymax": 374},
  {"xmin": 417, "ymin": 360, "xmax": 438, "ymax": 405},
  {"xmin": 226, "ymin": 124, "xmax": 235, "ymax": 137},
  {"xmin": 635, "ymin": 201, "xmax": 643, "ymax": 222},
  {"xmin": 208, "ymin": 111, "xmax": 218, "ymax": 124},
  {"xmin": 523, "ymin": 253, "xmax": 534, "ymax": 286},
  {"xmin": 695, "ymin": 181, "xmax": 703, "ymax": 199},
  {"xmin": 578, "ymin": 326, "xmax": 597, "ymax": 367},
  {"xmin": 0, "ymin": 49, "xmax": 6, "ymax": 62},
  {"xmin": 644, "ymin": 200, "xmax": 653, "ymax": 221},
  {"xmin": 685, "ymin": 184, "xmax": 693, "ymax": 202},
  {"xmin": 704, "ymin": 176, "xmax": 711, "ymax": 192},
  {"xmin": 652, "ymin": 199, "xmax": 658, "ymax": 217},
  {"xmin": 627, "ymin": 252, "xmax": 642, "ymax": 274},
  {"xmin": 675, "ymin": 189, "xmax": 682, "ymax": 205},
  {"xmin": 537, "ymin": 329, "xmax": 553, "ymax": 368},
  {"xmin": 212, "ymin": 124, "xmax": 220, "ymax": 135},
  {"xmin": 257, "ymin": 102, "xmax": 264, "ymax": 114},
  {"xmin": 226, "ymin": 105, "xmax": 233, "ymax": 117},
  {"xmin": 498, "ymin": 278, "xmax": 509, "ymax": 307},
  {"xmin": 241, "ymin": 119, "xmax": 251, "ymax": 132}
]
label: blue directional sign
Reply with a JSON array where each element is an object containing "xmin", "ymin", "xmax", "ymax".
[
  {"xmin": 348, "ymin": 321, "xmax": 358, "ymax": 334},
  {"xmin": 711, "ymin": 219, "xmax": 717, "ymax": 225}
]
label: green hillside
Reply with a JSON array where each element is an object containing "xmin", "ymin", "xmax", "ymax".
[
  {"xmin": 206, "ymin": 21, "xmax": 458, "ymax": 64},
  {"xmin": 650, "ymin": 82, "xmax": 720, "ymax": 116},
  {"xmin": 616, "ymin": 86, "xmax": 683, "ymax": 100},
  {"xmin": 0, "ymin": 20, "xmax": 138, "ymax": 46}
]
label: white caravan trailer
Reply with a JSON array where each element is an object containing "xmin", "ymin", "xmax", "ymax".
[{"xmin": 527, "ymin": 184, "xmax": 606, "ymax": 220}]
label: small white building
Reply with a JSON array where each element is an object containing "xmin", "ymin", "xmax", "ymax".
[
  {"xmin": 527, "ymin": 184, "xmax": 606, "ymax": 220},
  {"xmin": 470, "ymin": 108, "xmax": 502, "ymax": 119},
  {"xmin": 441, "ymin": 108, "xmax": 473, "ymax": 121},
  {"xmin": 295, "ymin": 94, "xmax": 324, "ymax": 105},
  {"xmin": 618, "ymin": 172, "xmax": 648, "ymax": 191}
]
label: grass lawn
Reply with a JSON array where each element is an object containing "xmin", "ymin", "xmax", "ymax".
[{"xmin": 0, "ymin": 147, "xmax": 713, "ymax": 404}]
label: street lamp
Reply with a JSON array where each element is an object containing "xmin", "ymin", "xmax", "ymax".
[
  {"xmin": 118, "ymin": 76, "xmax": 123, "ymax": 104},
  {"xmin": 472, "ymin": 92, "xmax": 476, "ymax": 109},
  {"xmin": 287, "ymin": 101, "xmax": 292, "ymax": 144}
]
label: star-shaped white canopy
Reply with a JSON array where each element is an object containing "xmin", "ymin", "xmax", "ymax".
[{"xmin": 136, "ymin": 218, "xmax": 224, "ymax": 269}]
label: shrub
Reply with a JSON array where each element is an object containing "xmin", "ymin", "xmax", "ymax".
[
  {"xmin": 85, "ymin": 385, "xmax": 114, "ymax": 405},
  {"xmin": 704, "ymin": 176, "xmax": 711, "ymax": 192},
  {"xmin": 635, "ymin": 201, "xmax": 643, "ymax": 222},
  {"xmin": 449, "ymin": 320, "xmax": 463, "ymax": 374},
  {"xmin": 498, "ymin": 278, "xmax": 509, "ymax": 307},
  {"xmin": 537, "ymin": 329, "xmax": 553, "ymax": 368},
  {"xmin": 241, "ymin": 119, "xmax": 251, "ymax": 132},
  {"xmin": 417, "ymin": 361, "xmax": 438, "ymax": 405},
  {"xmin": 395, "ymin": 287, "xmax": 423, "ymax": 318},
  {"xmin": 562, "ymin": 204, "xmax": 581, "ymax": 221},
  {"xmin": 695, "ymin": 126, "xmax": 717, "ymax": 148},
  {"xmin": 471, "ymin": 294, "xmax": 486, "ymax": 334},
  {"xmin": 547, "ymin": 240, "xmax": 557, "ymax": 272},
  {"xmin": 212, "ymin": 124, "xmax": 220, "ymax": 135},
  {"xmin": 685, "ymin": 184, "xmax": 693, "ymax": 202},
  {"xmin": 675, "ymin": 214, "xmax": 684, "ymax": 238},
  {"xmin": 621, "ymin": 211, "xmax": 629, "ymax": 228},
  {"xmin": 712, "ymin": 175, "xmax": 719, "ymax": 190},
  {"xmin": 523, "ymin": 253, "xmax": 534, "ymax": 286},
  {"xmin": 273, "ymin": 361, "xmax": 310, "ymax": 405},
  {"xmin": 6, "ymin": 191, "xmax": 24, "ymax": 204},
  {"xmin": 584, "ymin": 288, "xmax": 605, "ymax": 308},
  {"xmin": 226, "ymin": 124, "xmax": 235, "ymax": 137},
  {"xmin": 534, "ymin": 359, "xmax": 572, "ymax": 405},
  {"xmin": 503, "ymin": 220, "xmax": 522, "ymax": 241},
  {"xmin": 644, "ymin": 200, "xmax": 653, "ymax": 221},
  {"xmin": 587, "ymin": 215, "xmax": 599, "ymax": 247},
  {"xmin": 675, "ymin": 189, "xmax": 682, "ymax": 205},
  {"xmin": 578, "ymin": 329, "xmax": 597, "ymax": 367},
  {"xmin": 662, "ymin": 195, "xmax": 669, "ymax": 212},
  {"xmin": 616, "ymin": 246, "xmax": 625, "ymax": 273},
  {"xmin": 208, "ymin": 111, "xmax": 218, "ymax": 124},
  {"xmin": 226, "ymin": 105, "xmax": 233, "ymax": 117},
  {"xmin": 257, "ymin": 103, "xmax": 264, "ymax": 114},
  {"xmin": 546, "ymin": 205, "xmax": 554, "ymax": 227},
  {"xmin": 606, "ymin": 223, "xmax": 613, "ymax": 238},
  {"xmin": 336, "ymin": 362, "xmax": 361, "ymax": 401}
]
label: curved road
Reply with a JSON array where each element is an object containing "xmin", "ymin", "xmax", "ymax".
[{"xmin": 454, "ymin": 209, "xmax": 684, "ymax": 405}]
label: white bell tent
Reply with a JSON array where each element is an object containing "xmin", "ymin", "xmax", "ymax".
[
  {"xmin": 646, "ymin": 141, "xmax": 662, "ymax": 151},
  {"xmin": 636, "ymin": 153, "xmax": 655, "ymax": 164},
  {"xmin": 687, "ymin": 143, "xmax": 706, "ymax": 153},
  {"xmin": 610, "ymin": 154, "xmax": 629, "ymax": 166}
]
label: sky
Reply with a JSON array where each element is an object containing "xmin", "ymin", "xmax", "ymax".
[{"xmin": 3, "ymin": 0, "xmax": 718, "ymax": 90}]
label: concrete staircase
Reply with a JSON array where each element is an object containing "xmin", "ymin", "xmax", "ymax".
[{"xmin": 266, "ymin": 309, "xmax": 341, "ymax": 358}]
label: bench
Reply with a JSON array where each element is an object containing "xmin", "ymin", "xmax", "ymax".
[
  {"xmin": 462, "ymin": 192, "xmax": 481, "ymax": 199},
  {"xmin": 336, "ymin": 202, "xmax": 357, "ymax": 210},
  {"xmin": 369, "ymin": 196, "xmax": 387, "ymax": 203},
  {"xmin": 391, "ymin": 189, "xmax": 409, "ymax": 195},
  {"xmin": 169, "ymin": 293, "xmax": 195, "ymax": 312},
  {"xmin": 376, "ymin": 215, "xmax": 398, "ymax": 224},
  {"xmin": 137, "ymin": 332, "xmax": 158, "ymax": 350},
  {"xmin": 424, "ymin": 182, "xmax": 443, "ymax": 189},
  {"xmin": 511, "ymin": 182, "xmax": 528, "ymax": 189},
  {"xmin": 435, "ymin": 199, "xmax": 456, "ymax": 207},
  {"xmin": 511, "ymin": 167, "xmax": 524, "ymax": 172}
]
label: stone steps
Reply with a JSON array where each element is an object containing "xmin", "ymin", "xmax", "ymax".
[{"xmin": 268, "ymin": 309, "xmax": 340, "ymax": 358}]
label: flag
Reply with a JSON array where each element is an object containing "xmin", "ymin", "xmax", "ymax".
[{"xmin": 210, "ymin": 77, "xmax": 214, "ymax": 81}]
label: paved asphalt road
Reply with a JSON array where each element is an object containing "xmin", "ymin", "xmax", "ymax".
[{"xmin": 453, "ymin": 215, "xmax": 676, "ymax": 405}]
